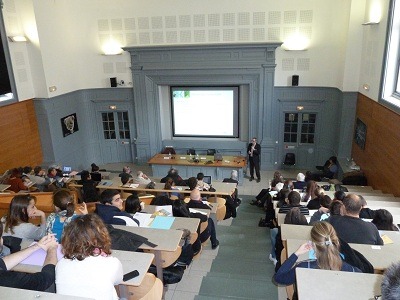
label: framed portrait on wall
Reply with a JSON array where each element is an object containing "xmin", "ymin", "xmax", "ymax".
[
  {"xmin": 354, "ymin": 117, "xmax": 367, "ymax": 150},
  {"xmin": 61, "ymin": 113, "xmax": 79, "ymax": 137}
]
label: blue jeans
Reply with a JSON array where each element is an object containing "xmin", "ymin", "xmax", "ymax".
[{"xmin": 270, "ymin": 228, "xmax": 278, "ymax": 259}]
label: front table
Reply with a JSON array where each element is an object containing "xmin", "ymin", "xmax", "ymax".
[{"xmin": 148, "ymin": 154, "xmax": 246, "ymax": 184}]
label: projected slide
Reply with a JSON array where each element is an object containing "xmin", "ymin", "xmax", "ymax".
[{"xmin": 171, "ymin": 87, "xmax": 239, "ymax": 137}]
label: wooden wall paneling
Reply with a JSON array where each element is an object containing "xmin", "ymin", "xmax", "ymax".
[
  {"xmin": 0, "ymin": 100, "xmax": 43, "ymax": 173},
  {"xmin": 352, "ymin": 94, "xmax": 400, "ymax": 196}
]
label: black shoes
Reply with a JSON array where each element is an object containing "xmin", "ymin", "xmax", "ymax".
[
  {"xmin": 256, "ymin": 178, "xmax": 260, "ymax": 183},
  {"xmin": 212, "ymin": 240, "xmax": 220, "ymax": 249},
  {"xmin": 249, "ymin": 177, "xmax": 254, "ymax": 181}
]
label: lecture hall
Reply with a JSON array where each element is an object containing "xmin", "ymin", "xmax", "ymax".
[{"xmin": 1, "ymin": 0, "xmax": 400, "ymax": 299}]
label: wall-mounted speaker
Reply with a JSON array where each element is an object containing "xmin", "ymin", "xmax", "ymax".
[
  {"xmin": 292, "ymin": 75, "xmax": 299, "ymax": 86},
  {"xmin": 110, "ymin": 77, "xmax": 117, "ymax": 87}
]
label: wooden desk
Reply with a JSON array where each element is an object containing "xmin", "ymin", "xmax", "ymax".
[
  {"xmin": 70, "ymin": 179, "xmax": 236, "ymax": 197},
  {"xmin": 113, "ymin": 225, "xmax": 183, "ymax": 282},
  {"xmin": 296, "ymin": 268, "xmax": 383, "ymax": 300},
  {"xmin": 0, "ymin": 286, "xmax": 93, "ymax": 300},
  {"xmin": 12, "ymin": 250, "xmax": 154, "ymax": 287},
  {"xmin": 148, "ymin": 153, "xmax": 246, "ymax": 184}
]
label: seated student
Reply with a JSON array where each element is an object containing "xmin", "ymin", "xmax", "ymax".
[
  {"xmin": 118, "ymin": 166, "xmax": 133, "ymax": 178},
  {"xmin": 309, "ymin": 195, "xmax": 333, "ymax": 225},
  {"xmin": 95, "ymin": 190, "xmax": 139, "ymax": 226},
  {"xmin": 160, "ymin": 167, "xmax": 185, "ymax": 186},
  {"xmin": 333, "ymin": 190, "xmax": 346, "ymax": 201},
  {"xmin": 186, "ymin": 177, "xmax": 198, "ymax": 191},
  {"xmin": 80, "ymin": 170, "xmax": 99, "ymax": 203},
  {"xmin": 372, "ymin": 209, "xmax": 399, "ymax": 231},
  {"xmin": 186, "ymin": 189, "xmax": 219, "ymax": 249},
  {"xmin": 274, "ymin": 222, "xmax": 360, "ymax": 286},
  {"xmin": 124, "ymin": 194, "xmax": 144, "ymax": 214},
  {"xmin": 7, "ymin": 168, "xmax": 28, "ymax": 193},
  {"xmin": 196, "ymin": 172, "xmax": 210, "ymax": 191},
  {"xmin": 315, "ymin": 156, "xmax": 339, "ymax": 179},
  {"xmin": 171, "ymin": 200, "xmax": 204, "ymax": 256},
  {"xmin": 329, "ymin": 194, "xmax": 383, "ymax": 245},
  {"xmin": 47, "ymin": 166, "xmax": 66, "ymax": 189},
  {"xmin": 223, "ymin": 170, "xmax": 240, "ymax": 202},
  {"xmin": 359, "ymin": 195, "xmax": 376, "ymax": 219},
  {"xmin": 3, "ymin": 195, "xmax": 46, "ymax": 240},
  {"xmin": 91, "ymin": 163, "xmax": 101, "ymax": 173},
  {"xmin": 293, "ymin": 173, "xmax": 307, "ymax": 190},
  {"xmin": 162, "ymin": 177, "xmax": 181, "ymax": 199},
  {"xmin": 56, "ymin": 214, "xmax": 123, "ymax": 299},
  {"xmin": 307, "ymin": 187, "xmax": 326, "ymax": 210},
  {"xmin": 302, "ymin": 180, "xmax": 318, "ymax": 202},
  {"xmin": 272, "ymin": 207, "xmax": 308, "ymax": 269},
  {"xmin": 46, "ymin": 189, "xmax": 88, "ymax": 241},
  {"xmin": 120, "ymin": 172, "xmax": 132, "ymax": 188},
  {"xmin": 278, "ymin": 191, "xmax": 309, "ymax": 216},
  {"xmin": 132, "ymin": 170, "xmax": 152, "ymax": 185},
  {"xmin": 0, "ymin": 226, "xmax": 58, "ymax": 292},
  {"xmin": 26, "ymin": 166, "xmax": 52, "ymax": 192},
  {"xmin": 328, "ymin": 200, "xmax": 345, "ymax": 217}
]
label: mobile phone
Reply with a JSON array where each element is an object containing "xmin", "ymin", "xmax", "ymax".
[{"xmin": 123, "ymin": 270, "xmax": 139, "ymax": 281}]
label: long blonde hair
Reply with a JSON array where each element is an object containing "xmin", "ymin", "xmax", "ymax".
[{"xmin": 311, "ymin": 222, "xmax": 342, "ymax": 270}]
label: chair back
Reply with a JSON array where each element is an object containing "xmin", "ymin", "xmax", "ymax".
[
  {"xmin": 187, "ymin": 148, "xmax": 196, "ymax": 155},
  {"xmin": 117, "ymin": 273, "xmax": 163, "ymax": 300},
  {"xmin": 283, "ymin": 153, "xmax": 296, "ymax": 166}
]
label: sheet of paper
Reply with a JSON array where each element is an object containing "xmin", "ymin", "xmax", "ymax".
[
  {"xmin": 113, "ymin": 216, "xmax": 139, "ymax": 227},
  {"xmin": 150, "ymin": 216, "xmax": 175, "ymax": 230},
  {"xmin": 132, "ymin": 212, "xmax": 152, "ymax": 227},
  {"xmin": 155, "ymin": 205, "xmax": 172, "ymax": 216},
  {"xmin": 189, "ymin": 208, "xmax": 207, "ymax": 215},
  {"xmin": 381, "ymin": 234, "xmax": 394, "ymax": 245},
  {"xmin": 20, "ymin": 244, "xmax": 64, "ymax": 266},
  {"xmin": 129, "ymin": 183, "xmax": 139, "ymax": 188}
]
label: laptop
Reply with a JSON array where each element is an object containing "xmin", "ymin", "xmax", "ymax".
[
  {"xmin": 202, "ymin": 176, "xmax": 212, "ymax": 184},
  {"xmin": 90, "ymin": 172, "xmax": 102, "ymax": 182},
  {"xmin": 62, "ymin": 166, "xmax": 72, "ymax": 177}
]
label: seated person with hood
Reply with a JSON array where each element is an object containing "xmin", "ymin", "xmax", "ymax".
[{"xmin": 95, "ymin": 190, "xmax": 139, "ymax": 226}]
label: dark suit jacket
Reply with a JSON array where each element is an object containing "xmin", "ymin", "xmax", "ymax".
[{"xmin": 247, "ymin": 143, "xmax": 261, "ymax": 162}]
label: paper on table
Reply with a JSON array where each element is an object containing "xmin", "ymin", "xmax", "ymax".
[
  {"xmin": 155, "ymin": 205, "xmax": 172, "ymax": 216},
  {"xmin": 151, "ymin": 216, "xmax": 175, "ymax": 229},
  {"xmin": 129, "ymin": 183, "xmax": 139, "ymax": 188},
  {"xmin": 189, "ymin": 208, "xmax": 207, "ymax": 215},
  {"xmin": 113, "ymin": 216, "xmax": 139, "ymax": 227},
  {"xmin": 133, "ymin": 212, "xmax": 152, "ymax": 227},
  {"xmin": 381, "ymin": 234, "xmax": 394, "ymax": 245},
  {"xmin": 20, "ymin": 244, "xmax": 64, "ymax": 266}
]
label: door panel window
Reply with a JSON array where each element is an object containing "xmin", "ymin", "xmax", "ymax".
[
  {"xmin": 117, "ymin": 111, "xmax": 130, "ymax": 139},
  {"xmin": 284, "ymin": 113, "xmax": 298, "ymax": 143},
  {"xmin": 284, "ymin": 112, "xmax": 316, "ymax": 144},
  {"xmin": 102, "ymin": 112, "xmax": 116, "ymax": 139}
]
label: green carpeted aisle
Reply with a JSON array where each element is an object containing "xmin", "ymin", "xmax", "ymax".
[{"xmin": 195, "ymin": 196, "xmax": 277, "ymax": 299}]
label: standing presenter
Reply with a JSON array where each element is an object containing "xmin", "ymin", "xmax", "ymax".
[{"xmin": 247, "ymin": 137, "xmax": 261, "ymax": 182}]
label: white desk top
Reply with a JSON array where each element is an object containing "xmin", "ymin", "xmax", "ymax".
[
  {"xmin": 296, "ymin": 268, "xmax": 383, "ymax": 300},
  {"xmin": 0, "ymin": 286, "xmax": 93, "ymax": 299}
]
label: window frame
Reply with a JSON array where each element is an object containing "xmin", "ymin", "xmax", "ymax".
[{"xmin": 380, "ymin": 0, "xmax": 400, "ymax": 111}]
